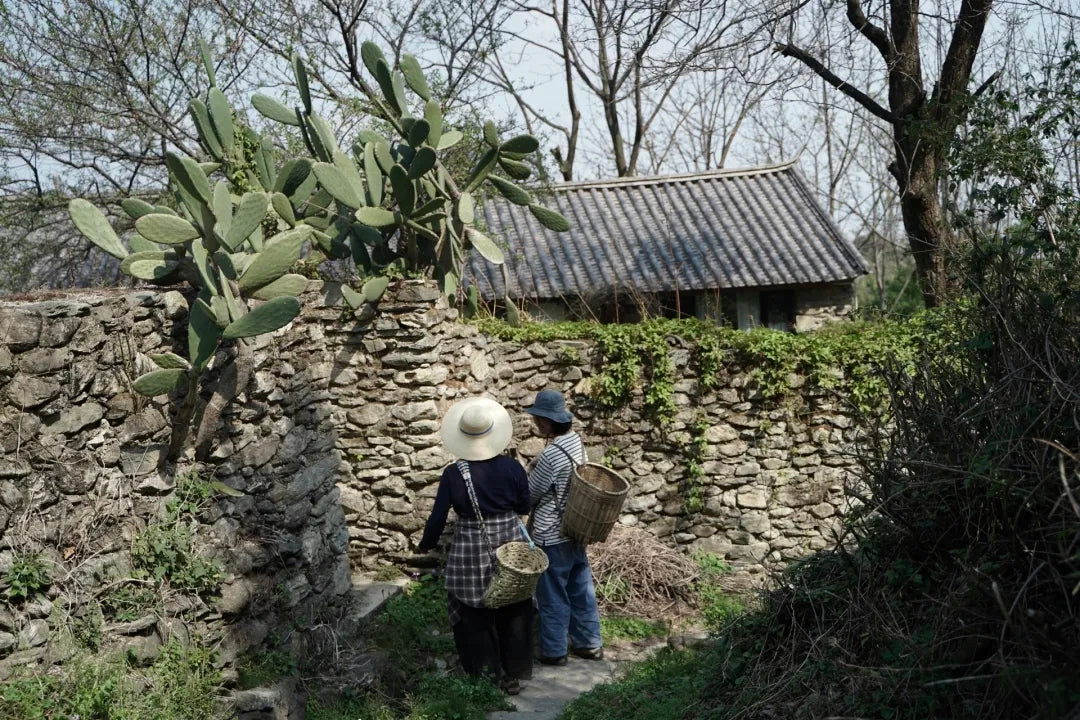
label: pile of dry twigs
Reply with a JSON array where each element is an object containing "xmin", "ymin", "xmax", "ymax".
[{"xmin": 587, "ymin": 525, "xmax": 698, "ymax": 617}]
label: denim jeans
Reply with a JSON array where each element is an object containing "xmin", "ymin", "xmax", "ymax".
[{"xmin": 536, "ymin": 542, "xmax": 603, "ymax": 658}]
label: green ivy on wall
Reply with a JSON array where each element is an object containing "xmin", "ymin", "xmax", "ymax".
[{"xmin": 477, "ymin": 315, "xmax": 941, "ymax": 419}]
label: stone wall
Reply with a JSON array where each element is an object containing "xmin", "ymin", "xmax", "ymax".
[
  {"xmin": 332, "ymin": 288, "xmax": 858, "ymax": 582},
  {"xmin": 0, "ymin": 280, "xmax": 859, "ymax": 678},
  {"xmin": 0, "ymin": 288, "xmax": 354, "ymax": 686}
]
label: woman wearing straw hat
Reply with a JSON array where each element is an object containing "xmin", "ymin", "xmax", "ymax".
[
  {"xmin": 524, "ymin": 389, "xmax": 604, "ymax": 665},
  {"xmin": 418, "ymin": 397, "xmax": 533, "ymax": 693}
]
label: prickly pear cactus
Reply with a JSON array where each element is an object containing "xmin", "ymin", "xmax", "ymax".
[
  {"xmin": 68, "ymin": 42, "xmax": 307, "ymax": 463},
  {"xmin": 248, "ymin": 41, "xmax": 569, "ymax": 314},
  {"xmin": 70, "ymin": 40, "xmax": 570, "ymax": 460}
]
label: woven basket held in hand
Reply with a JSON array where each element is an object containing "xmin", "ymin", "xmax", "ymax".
[
  {"xmin": 561, "ymin": 463, "xmax": 631, "ymax": 544},
  {"xmin": 481, "ymin": 541, "xmax": 549, "ymax": 609}
]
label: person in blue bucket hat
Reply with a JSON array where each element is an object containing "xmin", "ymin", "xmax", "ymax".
[{"xmin": 523, "ymin": 389, "xmax": 604, "ymax": 664}]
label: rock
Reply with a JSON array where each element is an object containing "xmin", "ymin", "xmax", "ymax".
[
  {"xmin": 808, "ymin": 502, "xmax": 836, "ymax": 519},
  {"xmin": 775, "ymin": 486, "xmax": 825, "ymax": 507},
  {"xmin": 17, "ymin": 348, "xmax": 70, "ymax": 374},
  {"xmin": 164, "ymin": 291, "xmax": 189, "ymax": 319},
  {"xmin": 0, "ymin": 462, "xmax": 31, "ymax": 480},
  {"xmin": 705, "ymin": 424, "xmax": 739, "ymax": 443},
  {"xmin": 395, "ymin": 284, "xmax": 441, "ymax": 303},
  {"xmin": 347, "ymin": 404, "xmax": 385, "ymax": 426},
  {"xmin": 120, "ymin": 445, "xmax": 167, "ymax": 476},
  {"xmin": 394, "ymin": 366, "xmax": 449, "ymax": 386},
  {"xmin": 338, "ymin": 485, "xmax": 376, "ymax": 514},
  {"xmin": 110, "ymin": 615, "xmax": 159, "ymax": 635},
  {"xmin": 717, "ymin": 440, "xmax": 749, "ymax": 458},
  {"xmin": 234, "ymin": 688, "xmax": 278, "ymax": 713},
  {"xmin": 736, "ymin": 489, "xmax": 768, "ymax": 509},
  {"xmin": 0, "ymin": 632, "xmax": 15, "ymax": 656},
  {"xmin": 413, "ymin": 446, "xmax": 450, "ymax": 471},
  {"xmin": 739, "ymin": 511, "xmax": 771, "ymax": 534},
  {"xmin": 281, "ymin": 574, "xmax": 311, "ymax": 608},
  {"xmin": 106, "ymin": 392, "xmax": 136, "ymax": 420},
  {"xmin": 123, "ymin": 633, "xmax": 163, "ymax": 666},
  {"xmin": 39, "ymin": 317, "xmax": 80, "ymax": 347},
  {"xmin": 216, "ymin": 580, "xmax": 253, "ymax": 615},
  {"xmin": 156, "ymin": 617, "xmax": 191, "ymax": 648},
  {"xmin": 371, "ymin": 476, "xmax": 407, "ymax": 496},
  {"xmin": 6, "ymin": 376, "xmax": 60, "ymax": 409},
  {"xmin": 238, "ymin": 435, "xmax": 280, "ymax": 468},
  {"xmin": 0, "ymin": 309, "xmax": 42, "ymax": 351},
  {"xmin": 726, "ymin": 542, "xmax": 769, "ymax": 562},
  {"xmin": 17, "ymin": 620, "xmax": 49, "ymax": 649},
  {"xmin": 43, "ymin": 402, "xmax": 105, "ymax": 435},
  {"xmin": 377, "ymin": 496, "xmax": 412, "ymax": 514},
  {"xmin": 270, "ymin": 454, "xmax": 337, "ymax": 504},
  {"xmin": 136, "ymin": 472, "xmax": 176, "ymax": 495},
  {"xmin": 119, "ymin": 407, "xmax": 167, "ymax": 444},
  {"xmin": 469, "ymin": 353, "xmax": 492, "ymax": 381},
  {"xmin": 0, "ymin": 346, "xmax": 12, "ymax": 375},
  {"xmin": 390, "ymin": 401, "xmax": 438, "ymax": 422}
]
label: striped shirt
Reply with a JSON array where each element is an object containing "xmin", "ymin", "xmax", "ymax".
[{"xmin": 528, "ymin": 432, "xmax": 586, "ymax": 546}]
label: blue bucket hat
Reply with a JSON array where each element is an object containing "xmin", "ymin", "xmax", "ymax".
[{"xmin": 524, "ymin": 389, "xmax": 574, "ymax": 424}]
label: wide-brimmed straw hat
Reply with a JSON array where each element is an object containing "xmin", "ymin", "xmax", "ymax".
[
  {"xmin": 523, "ymin": 389, "xmax": 574, "ymax": 424},
  {"xmin": 440, "ymin": 397, "xmax": 514, "ymax": 461}
]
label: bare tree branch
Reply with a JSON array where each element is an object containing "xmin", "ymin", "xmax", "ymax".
[{"xmin": 775, "ymin": 43, "xmax": 896, "ymax": 123}]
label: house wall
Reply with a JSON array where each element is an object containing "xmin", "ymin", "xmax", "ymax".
[
  {"xmin": 527, "ymin": 282, "xmax": 856, "ymax": 330},
  {"xmin": 793, "ymin": 282, "xmax": 856, "ymax": 332}
]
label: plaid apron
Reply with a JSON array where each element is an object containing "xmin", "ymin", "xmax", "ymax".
[{"xmin": 445, "ymin": 512, "xmax": 524, "ymax": 624}]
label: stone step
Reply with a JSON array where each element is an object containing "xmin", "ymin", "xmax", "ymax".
[{"xmin": 347, "ymin": 572, "xmax": 411, "ymax": 624}]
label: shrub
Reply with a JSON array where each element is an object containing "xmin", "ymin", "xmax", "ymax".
[{"xmin": 4, "ymin": 552, "xmax": 50, "ymax": 600}]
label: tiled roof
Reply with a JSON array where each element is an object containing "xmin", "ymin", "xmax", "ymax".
[{"xmin": 465, "ymin": 162, "xmax": 867, "ymax": 300}]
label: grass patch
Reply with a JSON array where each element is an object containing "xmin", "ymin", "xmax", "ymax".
[
  {"xmin": 405, "ymin": 673, "xmax": 512, "ymax": 719},
  {"xmin": 692, "ymin": 553, "xmax": 744, "ymax": 632},
  {"xmin": 308, "ymin": 673, "xmax": 509, "ymax": 720},
  {"xmin": 561, "ymin": 647, "xmax": 707, "ymax": 720},
  {"xmin": 600, "ymin": 616, "xmax": 668, "ymax": 643},
  {"xmin": 370, "ymin": 574, "xmax": 454, "ymax": 662},
  {"xmin": 237, "ymin": 649, "xmax": 297, "ymax": 690},
  {"xmin": 0, "ymin": 641, "xmax": 222, "ymax": 720}
]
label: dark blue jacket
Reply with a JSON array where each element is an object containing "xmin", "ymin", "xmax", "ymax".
[{"xmin": 419, "ymin": 455, "xmax": 530, "ymax": 550}]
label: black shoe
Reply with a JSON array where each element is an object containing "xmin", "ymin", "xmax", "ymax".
[
  {"xmin": 571, "ymin": 646, "xmax": 604, "ymax": 660},
  {"xmin": 501, "ymin": 678, "xmax": 521, "ymax": 695},
  {"xmin": 539, "ymin": 655, "xmax": 568, "ymax": 666}
]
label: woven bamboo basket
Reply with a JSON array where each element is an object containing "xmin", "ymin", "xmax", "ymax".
[
  {"xmin": 561, "ymin": 463, "xmax": 631, "ymax": 544},
  {"xmin": 481, "ymin": 541, "xmax": 549, "ymax": 609}
]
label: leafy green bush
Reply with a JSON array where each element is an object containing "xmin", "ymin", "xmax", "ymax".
[
  {"xmin": 129, "ymin": 471, "xmax": 224, "ymax": 593},
  {"xmin": 4, "ymin": 552, "xmax": 50, "ymax": 600}
]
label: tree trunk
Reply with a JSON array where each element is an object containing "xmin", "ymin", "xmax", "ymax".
[{"xmin": 895, "ymin": 160, "xmax": 950, "ymax": 308}]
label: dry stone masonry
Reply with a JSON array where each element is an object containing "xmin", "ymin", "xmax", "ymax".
[{"xmin": 0, "ymin": 280, "xmax": 858, "ymax": 681}]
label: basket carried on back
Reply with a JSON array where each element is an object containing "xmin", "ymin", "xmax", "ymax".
[
  {"xmin": 561, "ymin": 462, "xmax": 631, "ymax": 544},
  {"xmin": 481, "ymin": 540, "xmax": 550, "ymax": 609}
]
